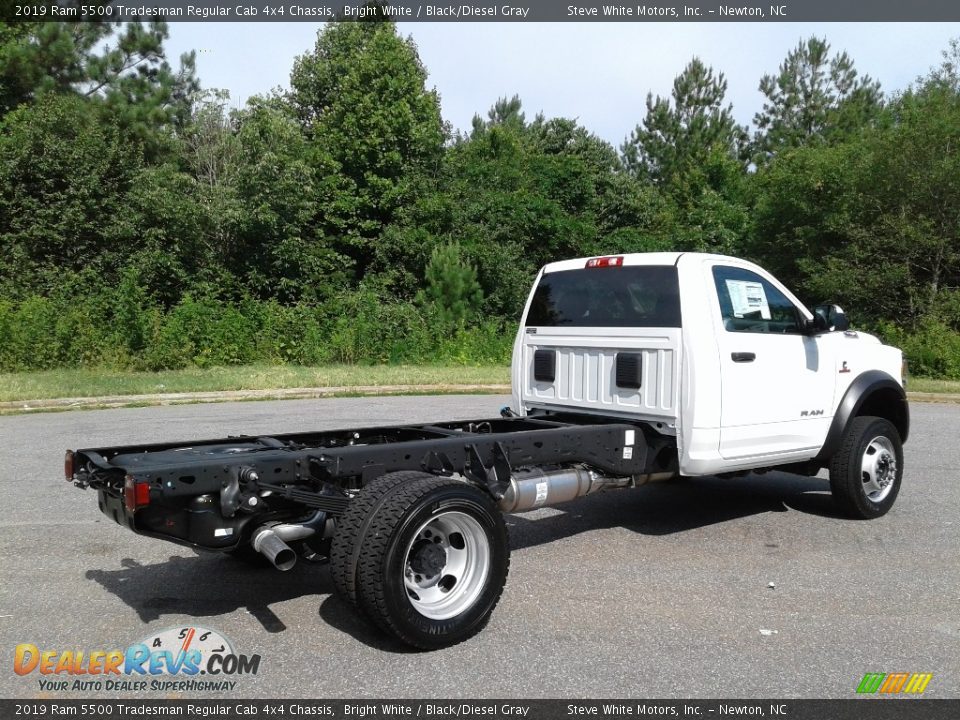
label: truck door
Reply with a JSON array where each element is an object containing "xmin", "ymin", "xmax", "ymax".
[{"xmin": 711, "ymin": 264, "xmax": 834, "ymax": 460}]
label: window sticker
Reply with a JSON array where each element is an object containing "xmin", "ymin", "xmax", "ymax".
[{"xmin": 725, "ymin": 279, "xmax": 771, "ymax": 319}]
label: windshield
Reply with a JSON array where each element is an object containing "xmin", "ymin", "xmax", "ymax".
[{"xmin": 525, "ymin": 266, "xmax": 681, "ymax": 328}]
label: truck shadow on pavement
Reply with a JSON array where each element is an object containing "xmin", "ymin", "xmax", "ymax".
[
  {"xmin": 85, "ymin": 554, "xmax": 417, "ymax": 652},
  {"xmin": 85, "ymin": 554, "xmax": 335, "ymax": 633},
  {"xmin": 505, "ymin": 471, "xmax": 843, "ymax": 551},
  {"xmin": 86, "ymin": 471, "xmax": 842, "ymax": 652}
]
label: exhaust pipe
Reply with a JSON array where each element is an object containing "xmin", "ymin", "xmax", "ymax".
[
  {"xmin": 498, "ymin": 467, "xmax": 633, "ymax": 513},
  {"xmin": 252, "ymin": 527, "xmax": 297, "ymax": 571},
  {"xmin": 270, "ymin": 510, "xmax": 328, "ymax": 543},
  {"xmin": 250, "ymin": 511, "xmax": 330, "ymax": 571}
]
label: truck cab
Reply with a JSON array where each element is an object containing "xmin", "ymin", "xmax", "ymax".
[{"xmin": 512, "ymin": 252, "xmax": 908, "ymax": 478}]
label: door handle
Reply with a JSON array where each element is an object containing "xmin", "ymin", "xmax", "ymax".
[{"xmin": 731, "ymin": 352, "xmax": 756, "ymax": 363}]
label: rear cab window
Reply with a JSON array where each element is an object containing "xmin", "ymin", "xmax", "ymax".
[{"xmin": 525, "ymin": 265, "xmax": 682, "ymax": 328}]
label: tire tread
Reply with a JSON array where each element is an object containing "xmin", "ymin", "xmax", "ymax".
[
  {"xmin": 329, "ymin": 471, "xmax": 432, "ymax": 608},
  {"xmin": 829, "ymin": 415, "xmax": 902, "ymax": 519}
]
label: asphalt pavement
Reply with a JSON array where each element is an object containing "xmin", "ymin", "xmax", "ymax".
[{"xmin": 1, "ymin": 396, "xmax": 957, "ymax": 699}]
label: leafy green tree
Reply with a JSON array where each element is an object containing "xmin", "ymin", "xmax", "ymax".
[
  {"xmin": 117, "ymin": 163, "xmax": 212, "ymax": 306},
  {"xmin": 926, "ymin": 37, "xmax": 960, "ymax": 90},
  {"xmin": 117, "ymin": 93, "xmax": 351, "ymax": 305},
  {"xmin": 6, "ymin": 27, "xmax": 959, "ymax": 377},
  {"xmin": 850, "ymin": 82, "xmax": 960, "ymax": 327},
  {"xmin": 0, "ymin": 94, "xmax": 142, "ymax": 296},
  {"xmin": 622, "ymin": 57, "xmax": 747, "ymax": 189},
  {"xmin": 288, "ymin": 20, "xmax": 445, "ymax": 278},
  {"xmin": 183, "ymin": 91, "xmax": 243, "ymax": 271},
  {"xmin": 749, "ymin": 65, "xmax": 960, "ymax": 332},
  {"xmin": 621, "ymin": 59, "xmax": 750, "ymax": 254},
  {"xmin": 669, "ymin": 145, "xmax": 750, "ymax": 254},
  {"xmin": 232, "ymin": 100, "xmax": 350, "ymax": 302},
  {"xmin": 529, "ymin": 116, "xmax": 619, "ymax": 173},
  {"xmin": 111, "ymin": 93, "xmax": 241, "ymax": 305},
  {"xmin": 525, "ymin": 116, "xmax": 675, "ymax": 251},
  {"xmin": 383, "ymin": 108, "xmax": 677, "ymax": 317},
  {"xmin": 99, "ymin": 24, "xmax": 199, "ymax": 152},
  {"xmin": 753, "ymin": 37, "xmax": 882, "ymax": 162}
]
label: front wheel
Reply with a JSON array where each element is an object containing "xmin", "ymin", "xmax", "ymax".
[
  {"xmin": 356, "ymin": 475, "xmax": 510, "ymax": 650},
  {"xmin": 829, "ymin": 416, "xmax": 903, "ymax": 519}
]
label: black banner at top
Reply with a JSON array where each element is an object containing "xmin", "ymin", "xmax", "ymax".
[{"xmin": 5, "ymin": 0, "xmax": 960, "ymax": 23}]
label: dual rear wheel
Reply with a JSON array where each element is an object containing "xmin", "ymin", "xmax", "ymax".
[{"xmin": 329, "ymin": 472, "xmax": 510, "ymax": 650}]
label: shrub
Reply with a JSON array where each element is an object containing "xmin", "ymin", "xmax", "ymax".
[
  {"xmin": 898, "ymin": 319, "xmax": 960, "ymax": 379},
  {"xmin": 0, "ymin": 279, "xmax": 511, "ymax": 373}
]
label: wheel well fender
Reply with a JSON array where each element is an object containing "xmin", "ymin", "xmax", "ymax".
[{"xmin": 816, "ymin": 370, "xmax": 909, "ymax": 462}]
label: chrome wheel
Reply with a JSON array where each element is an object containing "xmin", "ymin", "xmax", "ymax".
[
  {"xmin": 830, "ymin": 416, "xmax": 903, "ymax": 520},
  {"xmin": 861, "ymin": 435, "xmax": 897, "ymax": 503},
  {"xmin": 354, "ymin": 475, "xmax": 510, "ymax": 649},
  {"xmin": 403, "ymin": 511, "xmax": 490, "ymax": 620}
]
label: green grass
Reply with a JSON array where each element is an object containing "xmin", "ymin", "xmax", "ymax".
[
  {"xmin": 0, "ymin": 364, "xmax": 510, "ymax": 402},
  {"xmin": 0, "ymin": 364, "xmax": 955, "ymax": 404},
  {"xmin": 908, "ymin": 377, "xmax": 960, "ymax": 394}
]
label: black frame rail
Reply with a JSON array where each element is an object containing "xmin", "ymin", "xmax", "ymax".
[{"xmin": 75, "ymin": 416, "xmax": 654, "ymax": 502}]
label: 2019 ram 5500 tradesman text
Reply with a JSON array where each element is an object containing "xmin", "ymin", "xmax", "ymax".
[{"xmin": 66, "ymin": 253, "xmax": 908, "ymax": 649}]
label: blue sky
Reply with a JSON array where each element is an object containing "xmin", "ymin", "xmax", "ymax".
[{"xmin": 165, "ymin": 22, "xmax": 960, "ymax": 146}]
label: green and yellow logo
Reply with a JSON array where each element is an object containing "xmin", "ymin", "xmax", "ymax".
[{"xmin": 857, "ymin": 672, "xmax": 933, "ymax": 694}]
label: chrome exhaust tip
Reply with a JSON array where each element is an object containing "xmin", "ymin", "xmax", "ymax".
[{"xmin": 252, "ymin": 527, "xmax": 297, "ymax": 571}]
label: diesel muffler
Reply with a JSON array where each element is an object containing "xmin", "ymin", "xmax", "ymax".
[{"xmin": 498, "ymin": 467, "xmax": 633, "ymax": 513}]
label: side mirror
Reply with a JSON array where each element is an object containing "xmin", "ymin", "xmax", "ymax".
[
  {"xmin": 813, "ymin": 304, "xmax": 849, "ymax": 332},
  {"xmin": 810, "ymin": 312, "xmax": 829, "ymax": 333}
]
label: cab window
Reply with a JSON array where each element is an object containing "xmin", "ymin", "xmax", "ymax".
[
  {"xmin": 712, "ymin": 266, "xmax": 803, "ymax": 334},
  {"xmin": 526, "ymin": 266, "xmax": 681, "ymax": 328}
]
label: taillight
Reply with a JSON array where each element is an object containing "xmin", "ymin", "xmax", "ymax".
[
  {"xmin": 64, "ymin": 450, "xmax": 75, "ymax": 481},
  {"xmin": 124, "ymin": 475, "xmax": 151, "ymax": 512},
  {"xmin": 585, "ymin": 256, "xmax": 623, "ymax": 268}
]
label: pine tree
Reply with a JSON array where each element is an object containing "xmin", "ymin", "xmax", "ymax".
[
  {"xmin": 416, "ymin": 243, "xmax": 484, "ymax": 328},
  {"xmin": 0, "ymin": 20, "xmax": 198, "ymax": 156},
  {"xmin": 1, "ymin": 20, "xmax": 196, "ymax": 114},
  {"xmin": 471, "ymin": 94, "xmax": 526, "ymax": 135},
  {"xmin": 753, "ymin": 37, "xmax": 882, "ymax": 162},
  {"xmin": 622, "ymin": 57, "xmax": 747, "ymax": 188}
]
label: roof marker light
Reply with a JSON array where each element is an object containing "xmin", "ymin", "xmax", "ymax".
[{"xmin": 585, "ymin": 256, "xmax": 624, "ymax": 268}]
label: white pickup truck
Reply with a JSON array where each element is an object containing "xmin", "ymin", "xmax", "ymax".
[
  {"xmin": 513, "ymin": 252, "xmax": 907, "ymax": 508},
  {"xmin": 68, "ymin": 252, "xmax": 908, "ymax": 649}
]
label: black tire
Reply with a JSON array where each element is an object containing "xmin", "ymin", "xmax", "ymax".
[
  {"xmin": 356, "ymin": 476, "xmax": 510, "ymax": 650},
  {"xmin": 330, "ymin": 471, "xmax": 433, "ymax": 608},
  {"xmin": 829, "ymin": 416, "xmax": 903, "ymax": 519}
]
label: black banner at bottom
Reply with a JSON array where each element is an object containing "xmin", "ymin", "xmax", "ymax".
[{"xmin": 1, "ymin": 699, "xmax": 958, "ymax": 720}]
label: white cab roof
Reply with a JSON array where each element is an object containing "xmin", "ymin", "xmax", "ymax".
[{"xmin": 541, "ymin": 252, "xmax": 746, "ymax": 274}]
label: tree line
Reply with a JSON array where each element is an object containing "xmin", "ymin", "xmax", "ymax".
[{"xmin": 1, "ymin": 20, "xmax": 959, "ymax": 376}]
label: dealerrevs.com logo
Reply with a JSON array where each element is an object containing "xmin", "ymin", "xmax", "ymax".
[{"xmin": 14, "ymin": 626, "xmax": 260, "ymax": 693}]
